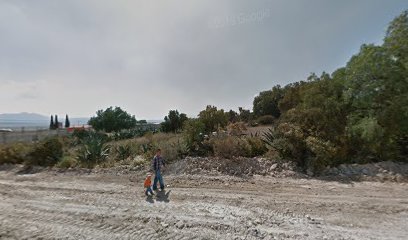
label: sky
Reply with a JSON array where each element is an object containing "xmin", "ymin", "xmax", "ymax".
[{"xmin": 0, "ymin": 0, "xmax": 407, "ymax": 120}]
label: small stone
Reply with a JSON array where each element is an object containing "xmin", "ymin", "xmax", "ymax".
[
  {"xmin": 269, "ymin": 163, "xmax": 278, "ymax": 171},
  {"xmin": 175, "ymin": 221, "xmax": 185, "ymax": 229}
]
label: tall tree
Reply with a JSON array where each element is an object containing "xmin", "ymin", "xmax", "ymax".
[
  {"xmin": 50, "ymin": 115, "xmax": 54, "ymax": 130},
  {"xmin": 198, "ymin": 105, "xmax": 228, "ymax": 133},
  {"xmin": 161, "ymin": 110, "xmax": 188, "ymax": 133},
  {"xmin": 226, "ymin": 109, "xmax": 239, "ymax": 123},
  {"xmin": 238, "ymin": 107, "xmax": 252, "ymax": 122},
  {"xmin": 54, "ymin": 115, "xmax": 59, "ymax": 129},
  {"xmin": 253, "ymin": 85, "xmax": 284, "ymax": 118},
  {"xmin": 65, "ymin": 114, "xmax": 70, "ymax": 128},
  {"xmin": 88, "ymin": 106, "xmax": 137, "ymax": 132},
  {"xmin": 384, "ymin": 10, "xmax": 408, "ymax": 68}
]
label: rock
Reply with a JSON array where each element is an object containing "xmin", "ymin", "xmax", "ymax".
[
  {"xmin": 269, "ymin": 164, "xmax": 278, "ymax": 171},
  {"xmin": 396, "ymin": 174, "xmax": 404, "ymax": 182},
  {"xmin": 175, "ymin": 221, "xmax": 185, "ymax": 229}
]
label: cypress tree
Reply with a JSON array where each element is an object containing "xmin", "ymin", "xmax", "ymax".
[
  {"xmin": 65, "ymin": 114, "xmax": 70, "ymax": 128},
  {"xmin": 50, "ymin": 115, "xmax": 54, "ymax": 129},
  {"xmin": 54, "ymin": 115, "xmax": 59, "ymax": 129}
]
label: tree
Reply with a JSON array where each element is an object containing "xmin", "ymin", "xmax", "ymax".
[
  {"xmin": 50, "ymin": 115, "xmax": 55, "ymax": 130},
  {"xmin": 88, "ymin": 106, "xmax": 137, "ymax": 132},
  {"xmin": 182, "ymin": 118, "xmax": 206, "ymax": 152},
  {"xmin": 344, "ymin": 44, "xmax": 408, "ymax": 160},
  {"xmin": 198, "ymin": 105, "xmax": 228, "ymax": 133},
  {"xmin": 238, "ymin": 107, "xmax": 252, "ymax": 122},
  {"xmin": 54, "ymin": 115, "xmax": 59, "ymax": 129},
  {"xmin": 161, "ymin": 110, "xmax": 188, "ymax": 133},
  {"xmin": 253, "ymin": 85, "xmax": 284, "ymax": 118},
  {"xmin": 65, "ymin": 114, "xmax": 70, "ymax": 128},
  {"xmin": 384, "ymin": 10, "xmax": 408, "ymax": 68},
  {"xmin": 226, "ymin": 109, "xmax": 239, "ymax": 123}
]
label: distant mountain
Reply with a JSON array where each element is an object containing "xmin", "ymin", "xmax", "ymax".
[
  {"xmin": 0, "ymin": 113, "xmax": 91, "ymax": 129},
  {"xmin": 0, "ymin": 112, "xmax": 48, "ymax": 121}
]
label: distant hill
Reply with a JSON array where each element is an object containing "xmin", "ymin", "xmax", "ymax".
[
  {"xmin": 0, "ymin": 112, "xmax": 48, "ymax": 121},
  {"xmin": 0, "ymin": 112, "xmax": 160, "ymax": 129},
  {"xmin": 0, "ymin": 113, "xmax": 89, "ymax": 129}
]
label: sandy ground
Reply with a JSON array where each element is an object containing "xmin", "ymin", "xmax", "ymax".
[{"xmin": 0, "ymin": 168, "xmax": 407, "ymax": 240}]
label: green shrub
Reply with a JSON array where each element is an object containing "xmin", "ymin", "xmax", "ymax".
[
  {"xmin": 0, "ymin": 143, "xmax": 33, "ymax": 165},
  {"xmin": 156, "ymin": 138, "xmax": 188, "ymax": 162},
  {"xmin": 183, "ymin": 119, "xmax": 206, "ymax": 154},
  {"xmin": 263, "ymin": 124, "xmax": 308, "ymax": 167},
  {"xmin": 304, "ymin": 136, "xmax": 337, "ymax": 174},
  {"xmin": 245, "ymin": 136, "xmax": 268, "ymax": 157},
  {"xmin": 72, "ymin": 128, "xmax": 89, "ymax": 141},
  {"xmin": 257, "ymin": 115, "xmax": 275, "ymax": 125},
  {"xmin": 26, "ymin": 137, "xmax": 64, "ymax": 166}
]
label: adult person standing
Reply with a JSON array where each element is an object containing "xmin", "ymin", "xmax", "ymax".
[{"xmin": 152, "ymin": 149, "xmax": 166, "ymax": 191}]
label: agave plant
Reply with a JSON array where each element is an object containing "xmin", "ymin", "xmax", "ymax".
[
  {"xmin": 77, "ymin": 132, "xmax": 110, "ymax": 168},
  {"xmin": 115, "ymin": 144, "xmax": 132, "ymax": 160},
  {"xmin": 262, "ymin": 127, "xmax": 290, "ymax": 158}
]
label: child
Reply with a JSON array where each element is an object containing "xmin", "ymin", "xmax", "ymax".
[{"xmin": 144, "ymin": 173, "xmax": 154, "ymax": 196}]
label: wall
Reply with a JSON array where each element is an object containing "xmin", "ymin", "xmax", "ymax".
[{"xmin": 0, "ymin": 129, "xmax": 69, "ymax": 144}]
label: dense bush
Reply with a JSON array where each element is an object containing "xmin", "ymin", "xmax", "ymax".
[
  {"xmin": 183, "ymin": 119, "xmax": 206, "ymax": 153},
  {"xmin": 72, "ymin": 128, "xmax": 89, "ymax": 141},
  {"xmin": 245, "ymin": 136, "xmax": 268, "ymax": 157},
  {"xmin": 211, "ymin": 136, "xmax": 247, "ymax": 159},
  {"xmin": 257, "ymin": 11, "xmax": 408, "ymax": 174},
  {"xmin": 0, "ymin": 143, "xmax": 32, "ymax": 165},
  {"xmin": 26, "ymin": 137, "xmax": 64, "ymax": 166},
  {"xmin": 198, "ymin": 105, "xmax": 228, "ymax": 133},
  {"xmin": 56, "ymin": 156, "xmax": 78, "ymax": 169},
  {"xmin": 227, "ymin": 122, "xmax": 247, "ymax": 136}
]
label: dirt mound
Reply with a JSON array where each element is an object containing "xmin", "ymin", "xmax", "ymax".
[
  {"xmin": 323, "ymin": 161, "xmax": 408, "ymax": 182},
  {"xmin": 166, "ymin": 157, "xmax": 304, "ymax": 178}
]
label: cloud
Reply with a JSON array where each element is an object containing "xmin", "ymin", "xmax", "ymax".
[{"xmin": 0, "ymin": 0, "xmax": 407, "ymax": 119}]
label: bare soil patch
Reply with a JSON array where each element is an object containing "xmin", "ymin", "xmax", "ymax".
[{"xmin": 1, "ymin": 163, "xmax": 407, "ymax": 240}]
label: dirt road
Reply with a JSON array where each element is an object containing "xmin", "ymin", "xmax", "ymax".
[{"xmin": 0, "ymin": 168, "xmax": 407, "ymax": 240}]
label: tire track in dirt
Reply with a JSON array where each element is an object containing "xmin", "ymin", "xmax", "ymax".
[{"xmin": 1, "ymin": 173, "xmax": 407, "ymax": 240}]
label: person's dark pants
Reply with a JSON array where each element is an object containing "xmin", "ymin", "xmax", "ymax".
[
  {"xmin": 145, "ymin": 186, "xmax": 153, "ymax": 196},
  {"xmin": 153, "ymin": 170, "xmax": 164, "ymax": 190}
]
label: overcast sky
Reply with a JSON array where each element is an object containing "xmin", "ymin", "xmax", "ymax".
[{"xmin": 0, "ymin": 0, "xmax": 407, "ymax": 120}]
